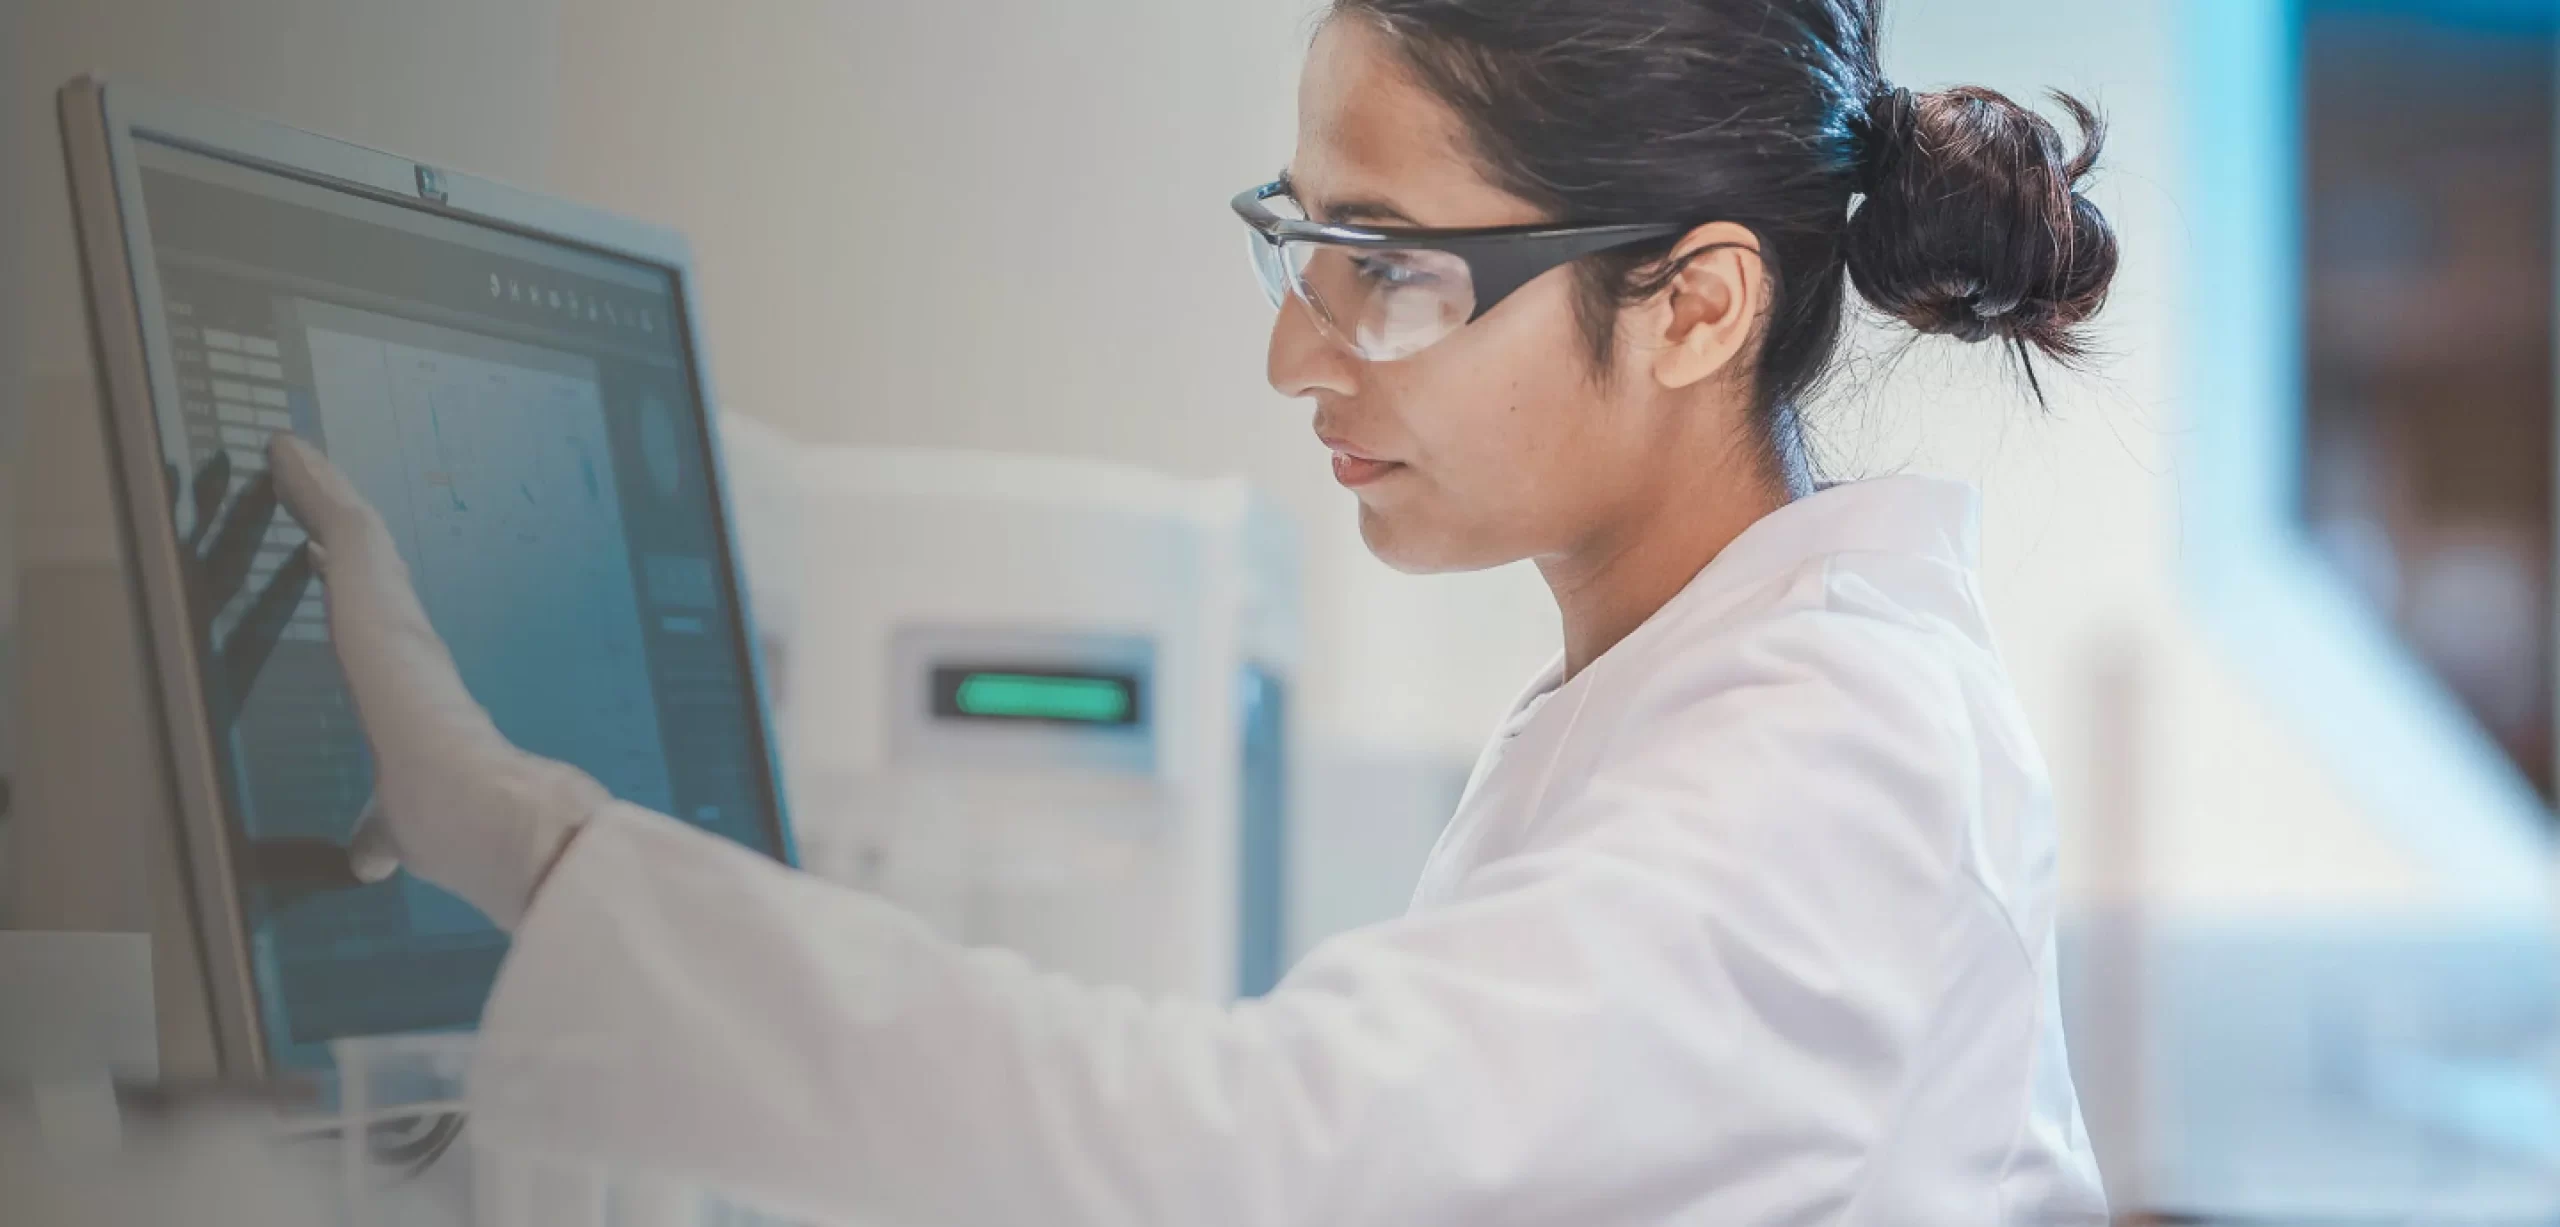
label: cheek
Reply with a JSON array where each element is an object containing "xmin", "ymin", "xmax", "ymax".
[
  {"xmin": 1367, "ymin": 311, "xmax": 1612, "ymax": 563},
  {"xmin": 1408, "ymin": 296, "xmax": 1603, "ymax": 498}
]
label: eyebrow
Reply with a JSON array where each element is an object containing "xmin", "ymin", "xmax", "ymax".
[
  {"xmin": 1278, "ymin": 170, "xmax": 1423, "ymax": 228},
  {"xmin": 1325, "ymin": 199, "xmax": 1423, "ymax": 226}
]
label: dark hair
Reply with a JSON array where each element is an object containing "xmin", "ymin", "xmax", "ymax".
[{"xmin": 1329, "ymin": 0, "xmax": 2118, "ymax": 427}]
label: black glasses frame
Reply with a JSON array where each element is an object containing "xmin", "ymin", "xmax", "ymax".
[{"xmin": 1231, "ymin": 180, "xmax": 1690, "ymax": 326}]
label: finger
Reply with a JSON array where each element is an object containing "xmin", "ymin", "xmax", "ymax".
[
  {"xmin": 268, "ymin": 436, "xmax": 378, "ymax": 554},
  {"xmin": 347, "ymin": 794, "xmax": 402, "ymax": 885},
  {"xmin": 212, "ymin": 543, "xmax": 314, "ymax": 723},
  {"xmin": 195, "ymin": 470, "xmax": 279, "ymax": 616},
  {"xmin": 270, "ymin": 434, "xmax": 501, "ymax": 757}
]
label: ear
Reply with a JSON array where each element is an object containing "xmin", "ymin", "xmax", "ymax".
[{"xmin": 1642, "ymin": 222, "xmax": 1767, "ymax": 391}]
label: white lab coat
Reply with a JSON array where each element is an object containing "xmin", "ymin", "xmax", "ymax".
[{"xmin": 467, "ymin": 474, "xmax": 2108, "ymax": 1226}]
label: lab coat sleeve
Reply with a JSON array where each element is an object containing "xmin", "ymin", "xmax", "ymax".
[{"xmin": 468, "ymin": 610, "xmax": 1988, "ymax": 1227}]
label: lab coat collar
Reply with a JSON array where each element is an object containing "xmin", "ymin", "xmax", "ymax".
[
  {"xmin": 1497, "ymin": 474, "xmax": 1982, "ymax": 735},
  {"xmin": 1496, "ymin": 655, "xmax": 1569, "ymax": 740},
  {"xmin": 1699, "ymin": 474, "xmax": 1982, "ymax": 601}
]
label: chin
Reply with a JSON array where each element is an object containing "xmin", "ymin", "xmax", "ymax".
[{"xmin": 1356, "ymin": 503, "xmax": 1502, "ymax": 576}]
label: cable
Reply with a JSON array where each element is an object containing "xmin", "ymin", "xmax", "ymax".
[{"xmin": 367, "ymin": 1110, "xmax": 465, "ymax": 1182}]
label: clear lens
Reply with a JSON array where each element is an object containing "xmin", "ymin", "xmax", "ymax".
[
  {"xmin": 1241, "ymin": 188, "xmax": 1481, "ymax": 360},
  {"xmin": 1284, "ymin": 242, "xmax": 1477, "ymax": 362},
  {"xmin": 1247, "ymin": 191, "xmax": 1311, "ymax": 314},
  {"xmin": 1248, "ymin": 234, "xmax": 1290, "ymax": 311}
]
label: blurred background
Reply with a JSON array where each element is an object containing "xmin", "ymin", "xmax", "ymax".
[{"xmin": 9, "ymin": 0, "xmax": 2560, "ymax": 1221}]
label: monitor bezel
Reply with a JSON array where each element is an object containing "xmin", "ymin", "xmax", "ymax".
[{"xmin": 58, "ymin": 74, "xmax": 800, "ymax": 1077}]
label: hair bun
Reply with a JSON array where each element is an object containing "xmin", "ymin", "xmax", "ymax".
[{"xmin": 1844, "ymin": 84, "xmax": 2119, "ymax": 374}]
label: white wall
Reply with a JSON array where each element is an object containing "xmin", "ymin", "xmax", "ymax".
[{"xmin": 6, "ymin": 0, "xmax": 2452, "ymax": 925}]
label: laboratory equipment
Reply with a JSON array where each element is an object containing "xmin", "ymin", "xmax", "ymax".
[
  {"xmin": 727, "ymin": 435, "xmax": 1301, "ymax": 1001},
  {"xmin": 36, "ymin": 77, "xmax": 795, "ymax": 1078}
]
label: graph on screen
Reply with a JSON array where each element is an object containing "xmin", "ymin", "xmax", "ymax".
[{"xmin": 301, "ymin": 305, "xmax": 676, "ymax": 852}]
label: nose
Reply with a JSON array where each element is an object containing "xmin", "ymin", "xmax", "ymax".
[{"xmin": 1267, "ymin": 293, "xmax": 1359, "ymax": 400}]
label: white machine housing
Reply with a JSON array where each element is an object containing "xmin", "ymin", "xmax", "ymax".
[{"xmin": 724, "ymin": 424, "xmax": 1302, "ymax": 1002}]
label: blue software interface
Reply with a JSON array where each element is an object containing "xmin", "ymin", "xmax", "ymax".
[{"xmin": 131, "ymin": 137, "xmax": 786, "ymax": 1070}]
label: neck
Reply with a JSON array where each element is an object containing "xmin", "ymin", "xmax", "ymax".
[{"xmin": 1537, "ymin": 430, "xmax": 1809, "ymax": 681}]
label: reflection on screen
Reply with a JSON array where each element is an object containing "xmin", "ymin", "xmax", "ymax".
[{"xmin": 132, "ymin": 138, "xmax": 785, "ymax": 1070}]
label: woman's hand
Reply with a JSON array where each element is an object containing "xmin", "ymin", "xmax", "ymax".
[{"xmin": 268, "ymin": 435, "xmax": 610, "ymax": 930}]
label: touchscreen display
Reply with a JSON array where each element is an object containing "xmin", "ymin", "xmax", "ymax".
[{"xmin": 129, "ymin": 137, "xmax": 786, "ymax": 1070}]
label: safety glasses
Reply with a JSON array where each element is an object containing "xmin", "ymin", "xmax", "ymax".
[{"xmin": 1233, "ymin": 179, "xmax": 1688, "ymax": 362}]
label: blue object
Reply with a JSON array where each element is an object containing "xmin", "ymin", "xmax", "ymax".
[{"xmin": 1236, "ymin": 665, "xmax": 1289, "ymax": 999}]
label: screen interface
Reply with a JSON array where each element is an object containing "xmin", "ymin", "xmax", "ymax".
[{"xmin": 128, "ymin": 136, "xmax": 786, "ymax": 1070}]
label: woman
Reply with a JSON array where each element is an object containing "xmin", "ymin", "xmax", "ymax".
[{"xmin": 273, "ymin": 0, "xmax": 2118, "ymax": 1221}]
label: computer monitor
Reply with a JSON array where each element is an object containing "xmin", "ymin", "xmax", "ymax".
[{"xmin": 59, "ymin": 77, "xmax": 796, "ymax": 1075}]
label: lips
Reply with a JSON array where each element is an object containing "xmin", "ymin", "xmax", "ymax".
[
  {"xmin": 1331, "ymin": 452, "xmax": 1401, "ymax": 488},
  {"xmin": 1317, "ymin": 431, "xmax": 1403, "ymax": 489}
]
